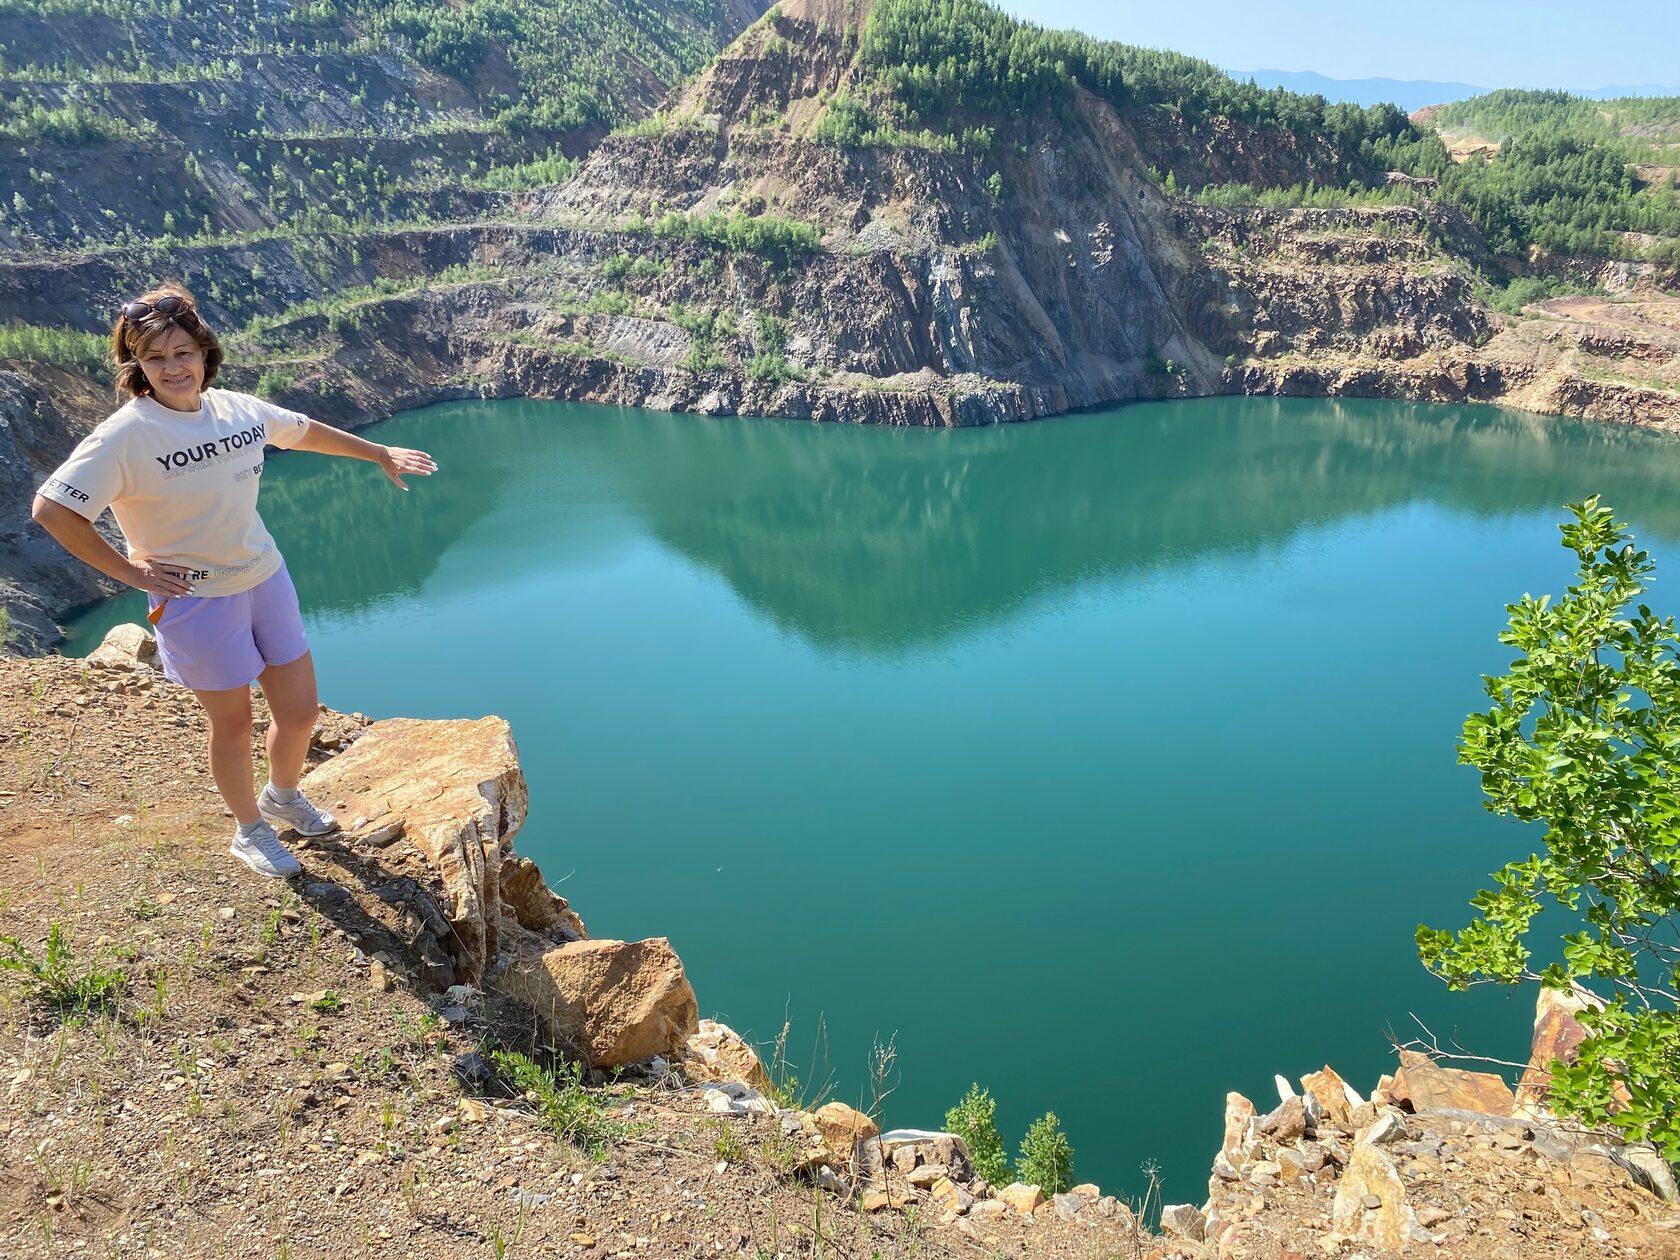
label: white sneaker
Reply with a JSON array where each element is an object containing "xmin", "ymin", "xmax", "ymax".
[
  {"xmin": 258, "ymin": 783, "xmax": 338, "ymax": 837},
  {"xmin": 229, "ymin": 820, "xmax": 302, "ymax": 879}
]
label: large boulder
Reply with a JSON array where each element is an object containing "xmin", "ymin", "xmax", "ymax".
[
  {"xmin": 496, "ymin": 935, "xmax": 699, "ymax": 1067},
  {"xmin": 500, "ymin": 854, "xmax": 587, "ymax": 941},
  {"xmin": 300, "ymin": 716, "xmax": 527, "ymax": 984},
  {"xmin": 1301, "ymin": 1064, "xmax": 1359, "ymax": 1125},
  {"xmin": 1388, "ymin": 1050, "xmax": 1515, "ymax": 1117},
  {"xmin": 811, "ymin": 1102, "xmax": 879, "ymax": 1170}
]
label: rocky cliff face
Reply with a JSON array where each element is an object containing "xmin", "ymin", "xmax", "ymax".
[{"xmin": 5, "ymin": 0, "xmax": 1680, "ymax": 650}]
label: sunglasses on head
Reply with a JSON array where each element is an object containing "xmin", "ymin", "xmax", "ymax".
[{"xmin": 119, "ymin": 295, "xmax": 197, "ymax": 323}]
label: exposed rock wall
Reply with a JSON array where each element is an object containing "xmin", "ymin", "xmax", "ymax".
[
  {"xmin": 287, "ymin": 709, "xmax": 699, "ymax": 1067},
  {"xmin": 8, "ymin": 3, "xmax": 1680, "ymax": 653}
]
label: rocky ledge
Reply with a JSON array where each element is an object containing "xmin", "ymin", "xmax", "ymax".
[{"xmin": 27, "ymin": 623, "xmax": 1675, "ymax": 1260}]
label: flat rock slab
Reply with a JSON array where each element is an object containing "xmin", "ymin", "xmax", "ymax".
[{"xmin": 301, "ymin": 716, "xmax": 528, "ymax": 984}]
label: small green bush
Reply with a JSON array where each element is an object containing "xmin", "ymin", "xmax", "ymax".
[
  {"xmin": 255, "ymin": 371, "xmax": 298, "ymax": 398},
  {"xmin": 1017, "ymin": 1111, "xmax": 1075, "ymax": 1194},
  {"xmin": 944, "ymin": 1083, "xmax": 1010, "ymax": 1185}
]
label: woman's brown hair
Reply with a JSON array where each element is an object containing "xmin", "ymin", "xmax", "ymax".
[{"xmin": 110, "ymin": 282, "xmax": 223, "ymax": 400}]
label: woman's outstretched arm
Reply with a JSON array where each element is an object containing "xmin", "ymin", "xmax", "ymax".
[{"xmin": 289, "ymin": 420, "xmax": 437, "ymax": 490}]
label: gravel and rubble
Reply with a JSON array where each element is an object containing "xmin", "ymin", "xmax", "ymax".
[{"xmin": 4, "ymin": 642, "xmax": 1680, "ymax": 1259}]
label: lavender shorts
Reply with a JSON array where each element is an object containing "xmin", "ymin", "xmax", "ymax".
[{"xmin": 147, "ymin": 561, "xmax": 310, "ymax": 692}]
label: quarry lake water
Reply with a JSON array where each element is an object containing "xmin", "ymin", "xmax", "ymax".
[{"xmin": 64, "ymin": 394, "xmax": 1680, "ymax": 1202}]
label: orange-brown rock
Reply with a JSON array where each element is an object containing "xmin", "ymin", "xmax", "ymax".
[
  {"xmin": 859, "ymin": 1187, "xmax": 913, "ymax": 1212},
  {"xmin": 929, "ymin": 1175, "xmax": 974, "ymax": 1215},
  {"xmin": 682, "ymin": 1018, "xmax": 772, "ymax": 1091},
  {"xmin": 811, "ymin": 1102, "xmax": 879, "ymax": 1169},
  {"xmin": 999, "ymin": 1182, "xmax": 1044, "ymax": 1216},
  {"xmin": 500, "ymin": 854, "xmax": 587, "ymax": 940},
  {"xmin": 1330, "ymin": 1143, "xmax": 1422, "ymax": 1251},
  {"xmin": 1259, "ymin": 1095, "xmax": 1306, "ymax": 1143},
  {"xmin": 1388, "ymin": 1050, "xmax": 1515, "ymax": 1116},
  {"xmin": 300, "ymin": 716, "xmax": 527, "ymax": 984},
  {"xmin": 1220, "ymin": 1091, "xmax": 1256, "ymax": 1164},
  {"xmin": 1301, "ymin": 1065, "xmax": 1356, "ymax": 1125},
  {"xmin": 1514, "ymin": 985, "xmax": 1602, "ymax": 1117},
  {"xmin": 496, "ymin": 936, "xmax": 699, "ymax": 1067}
]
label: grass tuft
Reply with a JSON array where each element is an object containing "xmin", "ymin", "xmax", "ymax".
[
  {"xmin": 0, "ymin": 923, "xmax": 127, "ymax": 1017},
  {"xmin": 489, "ymin": 1049, "xmax": 647, "ymax": 1158}
]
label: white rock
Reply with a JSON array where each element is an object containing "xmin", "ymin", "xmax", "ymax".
[
  {"xmin": 1611, "ymin": 1144, "xmax": 1679, "ymax": 1202},
  {"xmin": 1275, "ymin": 1074, "xmax": 1298, "ymax": 1103},
  {"xmin": 1160, "ymin": 1203, "xmax": 1207, "ymax": 1241},
  {"xmin": 702, "ymin": 1083, "xmax": 774, "ymax": 1115},
  {"xmin": 1360, "ymin": 1113, "xmax": 1406, "ymax": 1146}
]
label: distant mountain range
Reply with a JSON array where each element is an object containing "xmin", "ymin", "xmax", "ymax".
[{"xmin": 1230, "ymin": 69, "xmax": 1680, "ymax": 112}]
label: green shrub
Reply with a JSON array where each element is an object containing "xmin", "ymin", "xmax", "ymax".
[
  {"xmin": 256, "ymin": 370, "xmax": 298, "ymax": 398},
  {"xmin": 944, "ymin": 1083, "xmax": 1010, "ymax": 1185},
  {"xmin": 0, "ymin": 323, "xmax": 109, "ymax": 377},
  {"xmin": 650, "ymin": 210, "xmax": 821, "ymax": 268},
  {"xmin": 474, "ymin": 150, "xmax": 578, "ymax": 190},
  {"xmin": 1420, "ymin": 498, "xmax": 1680, "ymax": 1161},
  {"xmin": 1017, "ymin": 1111, "xmax": 1074, "ymax": 1194},
  {"xmin": 744, "ymin": 311, "xmax": 800, "ymax": 384}
]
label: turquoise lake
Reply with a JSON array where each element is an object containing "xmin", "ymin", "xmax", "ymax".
[{"xmin": 62, "ymin": 394, "xmax": 1680, "ymax": 1203}]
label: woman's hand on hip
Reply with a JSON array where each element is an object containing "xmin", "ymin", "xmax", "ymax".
[
  {"xmin": 379, "ymin": 445, "xmax": 438, "ymax": 491},
  {"xmin": 128, "ymin": 559, "xmax": 195, "ymax": 598}
]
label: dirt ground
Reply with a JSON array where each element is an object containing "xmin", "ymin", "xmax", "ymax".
[
  {"xmin": 3, "ymin": 650, "xmax": 1679, "ymax": 1260},
  {"xmin": 0, "ymin": 654, "xmax": 1152, "ymax": 1259}
]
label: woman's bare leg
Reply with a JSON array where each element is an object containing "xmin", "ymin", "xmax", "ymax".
[
  {"xmin": 194, "ymin": 685, "xmax": 258, "ymax": 826},
  {"xmin": 258, "ymin": 651, "xmax": 318, "ymax": 790}
]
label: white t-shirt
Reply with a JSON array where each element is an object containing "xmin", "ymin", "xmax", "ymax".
[{"xmin": 37, "ymin": 388, "xmax": 312, "ymax": 598}]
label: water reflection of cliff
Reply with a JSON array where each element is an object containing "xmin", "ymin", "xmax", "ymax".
[
  {"xmin": 255, "ymin": 403, "xmax": 503, "ymax": 620},
  {"xmin": 68, "ymin": 395, "xmax": 1680, "ymax": 656},
  {"xmin": 565, "ymin": 396, "xmax": 1680, "ymax": 653}
]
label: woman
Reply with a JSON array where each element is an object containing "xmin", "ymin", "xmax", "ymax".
[{"xmin": 31, "ymin": 283, "xmax": 437, "ymax": 878}]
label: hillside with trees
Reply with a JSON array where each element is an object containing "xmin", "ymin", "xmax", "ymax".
[
  {"xmin": 4, "ymin": 0, "xmax": 1680, "ymax": 652},
  {"xmin": 1412, "ymin": 89, "xmax": 1680, "ymax": 275}
]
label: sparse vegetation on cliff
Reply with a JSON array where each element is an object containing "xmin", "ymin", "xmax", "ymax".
[
  {"xmin": 0, "ymin": 323, "xmax": 109, "ymax": 376},
  {"xmin": 647, "ymin": 208, "xmax": 822, "ymax": 268}
]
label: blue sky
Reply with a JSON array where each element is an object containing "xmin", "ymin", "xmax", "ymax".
[{"xmin": 1000, "ymin": 1, "xmax": 1680, "ymax": 91}]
